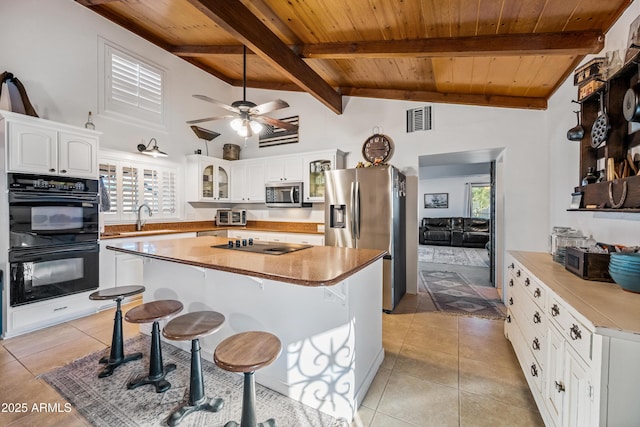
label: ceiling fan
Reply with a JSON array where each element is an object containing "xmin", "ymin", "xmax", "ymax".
[{"xmin": 187, "ymin": 46, "xmax": 298, "ymax": 138}]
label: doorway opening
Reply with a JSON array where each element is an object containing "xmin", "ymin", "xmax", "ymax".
[{"xmin": 416, "ymin": 148, "xmax": 505, "ymax": 311}]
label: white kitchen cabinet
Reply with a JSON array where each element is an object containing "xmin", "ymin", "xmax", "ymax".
[
  {"xmin": 2, "ymin": 111, "xmax": 99, "ymax": 179},
  {"xmin": 186, "ymin": 155, "xmax": 230, "ymax": 202},
  {"xmin": 99, "ymin": 232, "xmax": 196, "ymax": 290},
  {"xmin": 301, "ymin": 150, "xmax": 346, "ymax": 202},
  {"xmin": 230, "ymin": 159, "xmax": 265, "ymax": 202},
  {"xmin": 265, "ymin": 155, "xmax": 303, "ymax": 182},
  {"xmin": 504, "ymin": 252, "xmax": 640, "ymax": 427},
  {"xmin": 5, "ymin": 291, "xmax": 101, "ymax": 338}
]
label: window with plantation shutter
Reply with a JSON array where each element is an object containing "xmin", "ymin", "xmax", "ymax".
[
  {"xmin": 161, "ymin": 170, "xmax": 177, "ymax": 214},
  {"xmin": 143, "ymin": 168, "xmax": 160, "ymax": 212},
  {"xmin": 121, "ymin": 166, "xmax": 140, "ymax": 214},
  {"xmin": 99, "ymin": 163, "xmax": 118, "ymax": 214},
  {"xmin": 101, "ymin": 41, "xmax": 165, "ymax": 125},
  {"xmin": 98, "ymin": 152, "xmax": 180, "ymax": 222}
]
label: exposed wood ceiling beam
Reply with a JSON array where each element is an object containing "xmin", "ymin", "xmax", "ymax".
[
  {"xmin": 187, "ymin": 0, "xmax": 342, "ymax": 115},
  {"xmin": 172, "ymin": 30, "xmax": 604, "ymax": 59},
  {"xmin": 340, "ymin": 87, "xmax": 547, "ymax": 110},
  {"xmin": 303, "ymin": 31, "xmax": 604, "ymax": 58}
]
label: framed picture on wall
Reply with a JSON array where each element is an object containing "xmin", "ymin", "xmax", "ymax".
[{"xmin": 424, "ymin": 193, "xmax": 448, "ymax": 208}]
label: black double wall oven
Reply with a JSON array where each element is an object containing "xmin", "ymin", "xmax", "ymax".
[{"xmin": 8, "ymin": 173, "xmax": 100, "ymax": 306}]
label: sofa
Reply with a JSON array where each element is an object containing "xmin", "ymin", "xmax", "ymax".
[{"xmin": 419, "ymin": 217, "xmax": 490, "ymax": 248}]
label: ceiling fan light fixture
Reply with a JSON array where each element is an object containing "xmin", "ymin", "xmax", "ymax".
[
  {"xmin": 249, "ymin": 120, "xmax": 263, "ymax": 134},
  {"xmin": 137, "ymin": 137, "xmax": 168, "ymax": 158},
  {"xmin": 230, "ymin": 117, "xmax": 243, "ymax": 131}
]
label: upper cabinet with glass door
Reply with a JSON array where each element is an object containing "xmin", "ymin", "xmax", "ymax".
[
  {"xmin": 302, "ymin": 150, "xmax": 346, "ymax": 202},
  {"xmin": 186, "ymin": 155, "xmax": 231, "ymax": 202}
]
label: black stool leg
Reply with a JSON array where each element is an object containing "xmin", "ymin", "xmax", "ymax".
[
  {"xmin": 98, "ymin": 297, "xmax": 142, "ymax": 378},
  {"xmin": 224, "ymin": 372, "xmax": 276, "ymax": 427},
  {"xmin": 167, "ymin": 339, "xmax": 223, "ymax": 426},
  {"xmin": 127, "ymin": 321, "xmax": 175, "ymax": 392}
]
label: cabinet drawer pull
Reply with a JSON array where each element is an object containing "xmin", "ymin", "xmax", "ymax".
[
  {"xmin": 533, "ymin": 312, "xmax": 541, "ymax": 324},
  {"xmin": 53, "ymin": 306, "xmax": 68, "ymax": 312},
  {"xmin": 524, "ymin": 278, "xmax": 530, "ymax": 286},
  {"xmin": 60, "ymin": 169, "xmax": 67, "ymax": 174},
  {"xmin": 49, "ymin": 168, "xmax": 56, "ymax": 173},
  {"xmin": 509, "ymin": 297, "xmax": 514, "ymax": 306},
  {"xmin": 509, "ymin": 279, "xmax": 514, "ymax": 287},
  {"xmin": 570, "ymin": 324, "xmax": 582, "ymax": 340},
  {"xmin": 532, "ymin": 337, "xmax": 540, "ymax": 351},
  {"xmin": 534, "ymin": 288, "xmax": 541, "ymax": 298},
  {"xmin": 516, "ymin": 270, "xmax": 521, "ymax": 277},
  {"xmin": 508, "ymin": 263, "xmax": 514, "ymax": 270},
  {"xmin": 551, "ymin": 304, "xmax": 560, "ymax": 317},
  {"xmin": 506, "ymin": 314, "xmax": 511, "ymax": 323},
  {"xmin": 555, "ymin": 381, "xmax": 565, "ymax": 393},
  {"xmin": 530, "ymin": 364, "xmax": 538, "ymax": 377}
]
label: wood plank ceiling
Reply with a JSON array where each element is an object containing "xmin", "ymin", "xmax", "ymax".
[{"xmin": 77, "ymin": 0, "xmax": 632, "ymax": 113}]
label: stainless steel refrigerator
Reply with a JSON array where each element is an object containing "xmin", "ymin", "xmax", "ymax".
[{"xmin": 324, "ymin": 165, "xmax": 406, "ymax": 312}]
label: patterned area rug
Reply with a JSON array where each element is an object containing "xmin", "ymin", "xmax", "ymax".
[
  {"xmin": 418, "ymin": 245, "xmax": 489, "ymax": 267},
  {"xmin": 40, "ymin": 334, "xmax": 343, "ymax": 427},
  {"xmin": 419, "ymin": 271, "xmax": 506, "ymax": 320}
]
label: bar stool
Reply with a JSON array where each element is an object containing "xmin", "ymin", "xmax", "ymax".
[
  {"xmin": 89, "ymin": 285, "xmax": 145, "ymax": 378},
  {"xmin": 162, "ymin": 311, "xmax": 226, "ymax": 426},
  {"xmin": 124, "ymin": 299, "xmax": 183, "ymax": 392},
  {"xmin": 214, "ymin": 331, "xmax": 282, "ymax": 427}
]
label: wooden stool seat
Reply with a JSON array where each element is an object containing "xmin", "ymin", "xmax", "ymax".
[
  {"xmin": 214, "ymin": 331, "xmax": 282, "ymax": 373},
  {"xmin": 125, "ymin": 299, "xmax": 183, "ymax": 324},
  {"xmin": 162, "ymin": 311, "xmax": 226, "ymax": 426},
  {"xmin": 89, "ymin": 285, "xmax": 145, "ymax": 378},
  {"xmin": 214, "ymin": 331, "xmax": 282, "ymax": 427},
  {"xmin": 124, "ymin": 300, "xmax": 183, "ymax": 393},
  {"xmin": 89, "ymin": 285, "xmax": 145, "ymax": 301},
  {"xmin": 162, "ymin": 311, "xmax": 225, "ymax": 341}
]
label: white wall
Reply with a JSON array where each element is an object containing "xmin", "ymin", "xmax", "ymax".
[{"xmin": 546, "ymin": 1, "xmax": 640, "ymax": 247}]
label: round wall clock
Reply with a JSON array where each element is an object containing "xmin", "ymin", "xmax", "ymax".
[{"xmin": 362, "ymin": 133, "xmax": 394, "ymax": 163}]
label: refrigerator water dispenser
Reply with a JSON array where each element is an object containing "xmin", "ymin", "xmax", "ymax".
[{"xmin": 329, "ymin": 205, "xmax": 346, "ymax": 228}]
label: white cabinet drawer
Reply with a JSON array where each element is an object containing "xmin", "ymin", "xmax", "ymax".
[
  {"xmin": 510, "ymin": 316, "xmax": 544, "ymax": 396},
  {"xmin": 10, "ymin": 292, "xmax": 97, "ymax": 333},
  {"xmin": 510, "ymin": 284, "xmax": 546, "ymax": 367},
  {"xmin": 548, "ymin": 296, "xmax": 592, "ymax": 362},
  {"xmin": 509, "ymin": 263, "xmax": 545, "ymax": 310}
]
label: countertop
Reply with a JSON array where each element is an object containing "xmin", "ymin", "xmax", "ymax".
[
  {"xmin": 100, "ymin": 220, "xmax": 324, "ymax": 240},
  {"xmin": 106, "ymin": 236, "xmax": 385, "ymax": 287},
  {"xmin": 511, "ymin": 251, "xmax": 640, "ymax": 337}
]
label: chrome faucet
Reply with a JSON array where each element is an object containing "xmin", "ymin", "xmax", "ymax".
[{"xmin": 136, "ymin": 204, "xmax": 152, "ymax": 231}]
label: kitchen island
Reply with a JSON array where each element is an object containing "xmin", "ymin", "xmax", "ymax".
[{"xmin": 106, "ymin": 236, "xmax": 386, "ymax": 422}]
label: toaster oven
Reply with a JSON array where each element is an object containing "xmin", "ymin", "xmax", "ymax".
[{"xmin": 216, "ymin": 209, "xmax": 247, "ymax": 226}]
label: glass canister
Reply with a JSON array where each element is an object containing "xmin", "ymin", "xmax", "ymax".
[
  {"xmin": 549, "ymin": 226, "xmax": 574, "ymax": 254},
  {"xmin": 553, "ymin": 231, "xmax": 587, "ymax": 264}
]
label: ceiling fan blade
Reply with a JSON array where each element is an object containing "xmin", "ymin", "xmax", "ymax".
[
  {"xmin": 249, "ymin": 99, "xmax": 290, "ymax": 116},
  {"xmin": 192, "ymin": 94, "xmax": 240, "ymax": 114},
  {"xmin": 186, "ymin": 115, "xmax": 234, "ymax": 125},
  {"xmin": 254, "ymin": 116, "xmax": 299, "ymax": 132}
]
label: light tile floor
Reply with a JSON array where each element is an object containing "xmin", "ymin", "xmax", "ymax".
[{"xmin": 0, "ymin": 294, "xmax": 544, "ymax": 426}]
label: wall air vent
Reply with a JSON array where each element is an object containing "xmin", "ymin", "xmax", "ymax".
[{"xmin": 406, "ymin": 106, "xmax": 432, "ymax": 133}]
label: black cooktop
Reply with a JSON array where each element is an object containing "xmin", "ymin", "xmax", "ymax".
[{"xmin": 213, "ymin": 241, "xmax": 312, "ymax": 255}]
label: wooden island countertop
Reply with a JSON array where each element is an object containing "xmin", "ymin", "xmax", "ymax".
[{"xmin": 106, "ymin": 235, "xmax": 386, "ymax": 287}]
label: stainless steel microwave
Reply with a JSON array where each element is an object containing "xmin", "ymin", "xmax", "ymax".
[{"xmin": 265, "ymin": 181, "xmax": 311, "ymax": 208}]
